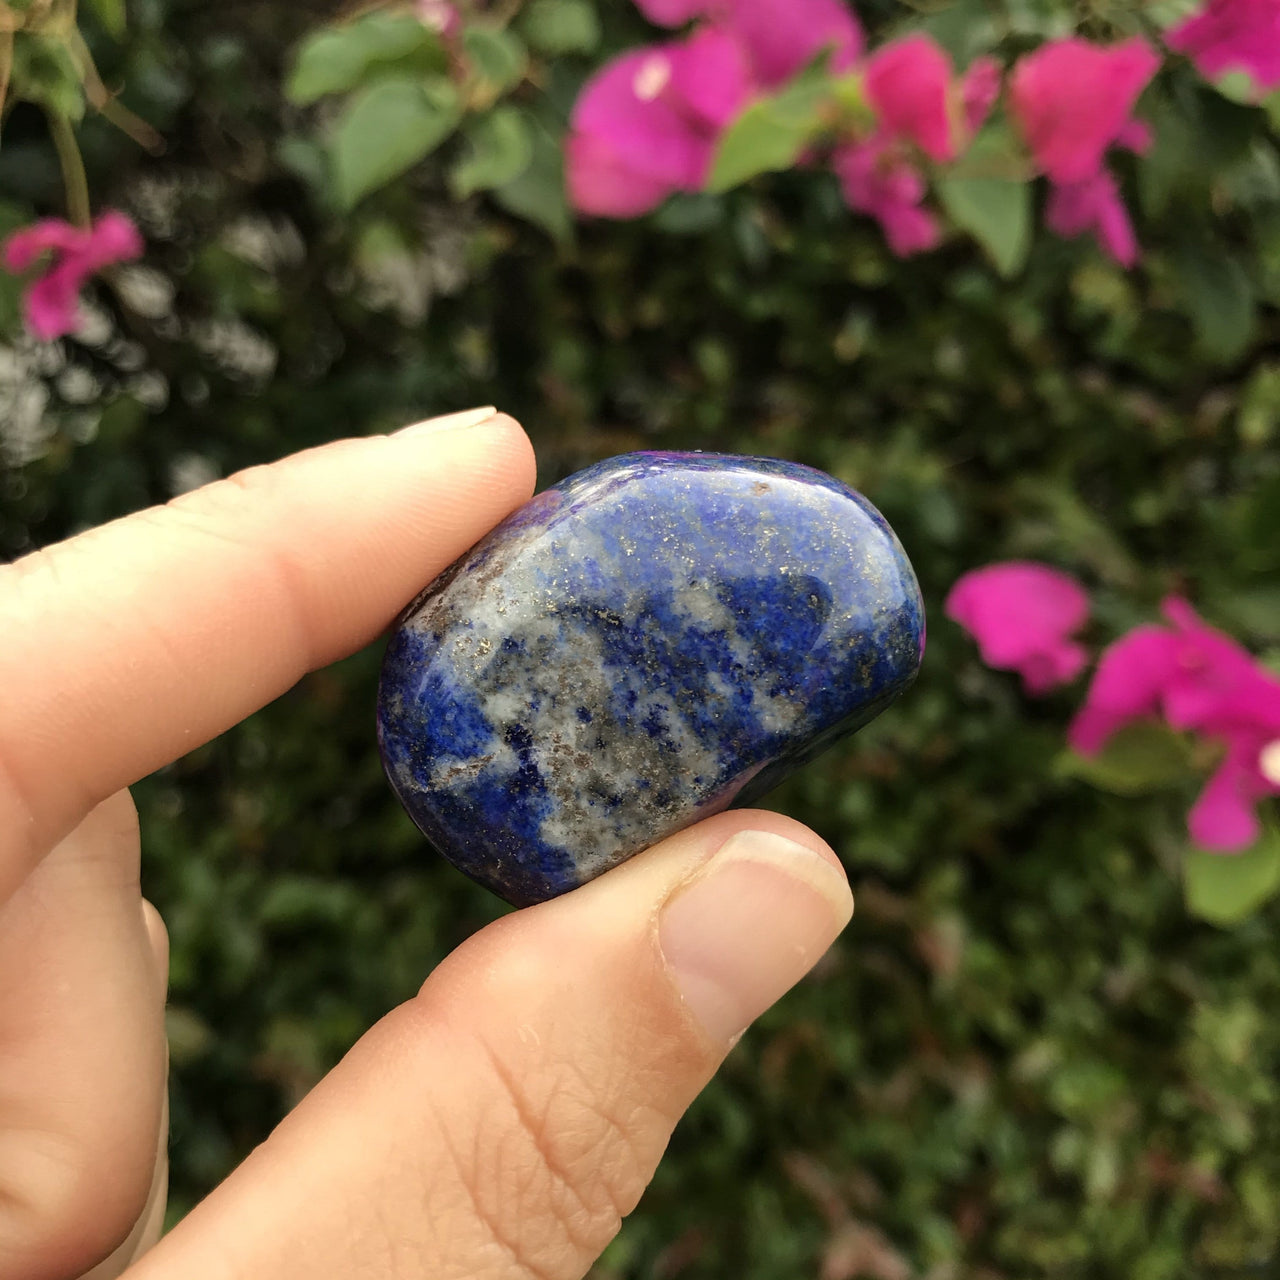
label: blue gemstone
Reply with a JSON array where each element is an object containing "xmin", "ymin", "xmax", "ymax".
[{"xmin": 377, "ymin": 452, "xmax": 924, "ymax": 906}]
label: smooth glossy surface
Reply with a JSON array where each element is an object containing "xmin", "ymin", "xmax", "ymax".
[{"xmin": 377, "ymin": 452, "xmax": 924, "ymax": 906}]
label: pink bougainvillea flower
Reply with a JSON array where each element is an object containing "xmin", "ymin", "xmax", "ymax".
[
  {"xmin": 633, "ymin": 0, "xmax": 863, "ymax": 86},
  {"xmin": 832, "ymin": 136, "xmax": 942, "ymax": 256},
  {"xmin": 3, "ymin": 210, "xmax": 143, "ymax": 341},
  {"xmin": 1069, "ymin": 597, "xmax": 1280, "ymax": 851},
  {"xmin": 944, "ymin": 562, "xmax": 1090, "ymax": 694},
  {"xmin": 1167, "ymin": 0, "xmax": 1280, "ymax": 94},
  {"xmin": 1046, "ymin": 169, "xmax": 1140, "ymax": 267},
  {"xmin": 1009, "ymin": 37, "xmax": 1160, "ymax": 183},
  {"xmin": 863, "ymin": 36, "xmax": 999, "ymax": 163},
  {"xmin": 829, "ymin": 42, "xmax": 999, "ymax": 254},
  {"xmin": 565, "ymin": 30, "xmax": 751, "ymax": 216}
]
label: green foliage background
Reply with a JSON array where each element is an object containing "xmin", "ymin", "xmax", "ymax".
[{"xmin": 3, "ymin": 0, "xmax": 1280, "ymax": 1275}]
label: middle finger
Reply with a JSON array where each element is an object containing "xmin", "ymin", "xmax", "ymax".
[{"xmin": 0, "ymin": 790, "xmax": 168, "ymax": 1280}]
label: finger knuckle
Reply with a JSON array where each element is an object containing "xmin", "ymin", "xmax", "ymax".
[
  {"xmin": 418, "ymin": 939, "xmax": 684, "ymax": 1280},
  {"xmin": 447, "ymin": 1041, "xmax": 636, "ymax": 1280}
]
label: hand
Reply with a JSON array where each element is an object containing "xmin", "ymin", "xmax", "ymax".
[{"xmin": 0, "ymin": 409, "xmax": 854, "ymax": 1280}]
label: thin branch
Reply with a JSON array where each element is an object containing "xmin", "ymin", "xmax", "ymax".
[
  {"xmin": 46, "ymin": 108, "xmax": 91, "ymax": 227},
  {"xmin": 67, "ymin": 28, "xmax": 165, "ymax": 152},
  {"xmin": 0, "ymin": 27, "xmax": 13, "ymax": 118}
]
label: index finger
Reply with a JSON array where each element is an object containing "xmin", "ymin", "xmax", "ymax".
[{"xmin": 0, "ymin": 409, "xmax": 536, "ymax": 900}]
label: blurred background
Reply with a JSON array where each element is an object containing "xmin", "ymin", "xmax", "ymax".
[{"xmin": 2, "ymin": 0, "xmax": 1279, "ymax": 1275}]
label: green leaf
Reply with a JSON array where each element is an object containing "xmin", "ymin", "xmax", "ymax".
[
  {"xmin": 450, "ymin": 105, "xmax": 533, "ymax": 198},
  {"xmin": 276, "ymin": 135, "xmax": 330, "ymax": 198},
  {"xmin": 1237, "ymin": 469, "xmax": 1280, "ymax": 564},
  {"xmin": 330, "ymin": 76, "xmax": 461, "ymax": 209},
  {"xmin": 937, "ymin": 176, "xmax": 1032, "ymax": 277},
  {"xmin": 84, "ymin": 0, "xmax": 127, "ymax": 38},
  {"xmin": 706, "ymin": 65, "xmax": 832, "ymax": 193},
  {"xmin": 653, "ymin": 193, "xmax": 724, "ymax": 234},
  {"xmin": 518, "ymin": 0, "xmax": 600, "ymax": 56},
  {"xmin": 1012, "ymin": 476, "xmax": 1142, "ymax": 587},
  {"xmin": 287, "ymin": 13, "xmax": 445, "ymax": 105},
  {"xmin": 1056, "ymin": 721, "xmax": 1195, "ymax": 796},
  {"xmin": 492, "ymin": 114, "xmax": 572, "ymax": 243},
  {"xmin": 1186, "ymin": 829, "xmax": 1280, "ymax": 926},
  {"xmin": 1237, "ymin": 362, "xmax": 1280, "ymax": 447},
  {"xmin": 1172, "ymin": 242, "xmax": 1257, "ymax": 364},
  {"xmin": 1266, "ymin": 90, "xmax": 1280, "ymax": 133},
  {"xmin": 463, "ymin": 27, "xmax": 528, "ymax": 96},
  {"xmin": 910, "ymin": 0, "xmax": 998, "ymax": 65},
  {"xmin": 1209, "ymin": 585, "xmax": 1280, "ymax": 640}
]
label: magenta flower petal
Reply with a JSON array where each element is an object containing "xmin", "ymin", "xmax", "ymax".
[
  {"xmin": 1115, "ymin": 118, "xmax": 1154, "ymax": 154},
  {"xmin": 1046, "ymin": 170, "xmax": 1140, "ymax": 266},
  {"xmin": 82, "ymin": 210, "xmax": 145, "ymax": 268},
  {"xmin": 1009, "ymin": 37, "xmax": 1160, "ymax": 183},
  {"xmin": 962, "ymin": 56, "xmax": 1002, "ymax": 135},
  {"xmin": 3, "ymin": 218, "xmax": 87, "ymax": 272},
  {"xmin": 668, "ymin": 24, "xmax": 753, "ymax": 130},
  {"xmin": 865, "ymin": 34, "xmax": 957, "ymax": 163},
  {"xmin": 1067, "ymin": 624, "xmax": 1178, "ymax": 753},
  {"xmin": 722, "ymin": 0, "xmax": 862, "ymax": 87},
  {"xmin": 1067, "ymin": 704, "xmax": 1129, "ymax": 757},
  {"xmin": 24, "ymin": 259, "xmax": 85, "ymax": 341},
  {"xmin": 565, "ymin": 28, "xmax": 755, "ymax": 218},
  {"xmin": 1020, "ymin": 639, "xmax": 1090, "ymax": 696},
  {"xmin": 1188, "ymin": 746, "xmax": 1265, "ymax": 851},
  {"xmin": 1167, "ymin": 0, "xmax": 1280, "ymax": 93},
  {"xmin": 833, "ymin": 137, "xmax": 941, "ymax": 257},
  {"xmin": 880, "ymin": 201, "xmax": 943, "ymax": 256},
  {"xmin": 565, "ymin": 132, "xmax": 680, "ymax": 216},
  {"xmin": 1159, "ymin": 596, "xmax": 1280, "ymax": 735},
  {"xmin": 572, "ymin": 47, "xmax": 711, "ymax": 189},
  {"xmin": 944, "ymin": 561, "xmax": 1090, "ymax": 695}
]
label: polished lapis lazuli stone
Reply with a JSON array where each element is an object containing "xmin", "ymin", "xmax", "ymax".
[{"xmin": 377, "ymin": 452, "xmax": 924, "ymax": 907}]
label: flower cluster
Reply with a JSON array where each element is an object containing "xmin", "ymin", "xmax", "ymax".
[
  {"xmin": 1070, "ymin": 600, "xmax": 1280, "ymax": 852},
  {"xmin": 565, "ymin": 0, "xmax": 863, "ymax": 218},
  {"xmin": 565, "ymin": 0, "xmax": 1279, "ymax": 265},
  {"xmin": 833, "ymin": 35, "xmax": 998, "ymax": 255},
  {"xmin": 1009, "ymin": 39, "xmax": 1157, "ymax": 267},
  {"xmin": 947, "ymin": 563, "xmax": 1280, "ymax": 854}
]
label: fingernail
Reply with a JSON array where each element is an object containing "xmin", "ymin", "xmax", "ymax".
[
  {"xmin": 394, "ymin": 406, "xmax": 498, "ymax": 438},
  {"xmin": 659, "ymin": 831, "xmax": 854, "ymax": 1045}
]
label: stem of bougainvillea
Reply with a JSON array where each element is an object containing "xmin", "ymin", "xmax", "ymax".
[
  {"xmin": 47, "ymin": 108, "xmax": 91, "ymax": 228},
  {"xmin": 67, "ymin": 28, "xmax": 166, "ymax": 153},
  {"xmin": 0, "ymin": 28, "xmax": 12, "ymax": 118}
]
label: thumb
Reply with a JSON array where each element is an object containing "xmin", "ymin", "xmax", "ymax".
[{"xmin": 125, "ymin": 812, "xmax": 852, "ymax": 1280}]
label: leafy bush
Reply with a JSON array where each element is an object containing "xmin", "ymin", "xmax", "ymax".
[{"xmin": 3, "ymin": 0, "xmax": 1280, "ymax": 1274}]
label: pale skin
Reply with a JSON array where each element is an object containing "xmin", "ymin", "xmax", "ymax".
[{"xmin": 0, "ymin": 409, "xmax": 854, "ymax": 1280}]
